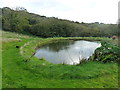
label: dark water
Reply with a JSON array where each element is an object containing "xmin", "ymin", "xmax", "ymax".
[{"xmin": 35, "ymin": 40, "xmax": 101, "ymax": 65}]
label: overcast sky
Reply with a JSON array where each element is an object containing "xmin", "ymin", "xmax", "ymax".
[{"xmin": 0, "ymin": 0, "xmax": 119, "ymax": 24}]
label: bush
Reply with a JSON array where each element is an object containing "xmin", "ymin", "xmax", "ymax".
[{"xmin": 93, "ymin": 42, "xmax": 120, "ymax": 63}]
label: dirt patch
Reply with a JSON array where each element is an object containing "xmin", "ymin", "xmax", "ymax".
[{"xmin": 0, "ymin": 38, "xmax": 21, "ymax": 43}]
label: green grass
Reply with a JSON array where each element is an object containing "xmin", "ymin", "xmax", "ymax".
[{"xmin": 2, "ymin": 30, "xmax": 118, "ymax": 88}]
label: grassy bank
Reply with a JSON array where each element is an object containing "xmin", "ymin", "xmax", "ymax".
[{"xmin": 2, "ymin": 30, "xmax": 118, "ymax": 88}]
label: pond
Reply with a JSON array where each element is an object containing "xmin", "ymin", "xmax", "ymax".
[{"xmin": 34, "ymin": 40, "xmax": 101, "ymax": 65}]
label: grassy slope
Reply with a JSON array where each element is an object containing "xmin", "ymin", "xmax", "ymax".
[{"xmin": 2, "ymin": 30, "xmax": 118, "ymax": 88}]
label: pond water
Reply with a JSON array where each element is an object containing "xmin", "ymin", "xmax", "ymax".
[{"xmin": 35, "ymin": 40, "xmax": 101, "ymax": 65}]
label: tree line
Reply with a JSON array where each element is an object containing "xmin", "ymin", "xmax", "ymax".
[{"xmin": 1, "ymin": 7, "xmax": 118, "ymax": 37}]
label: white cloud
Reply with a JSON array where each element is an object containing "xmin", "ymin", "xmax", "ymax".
[{"xmin": 0, "ymin": 0, "xmax": 119, "ymax": 24}]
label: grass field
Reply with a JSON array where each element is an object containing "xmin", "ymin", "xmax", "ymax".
[{"xmin": 1, "ymin": 30, "xmax": 119, "ymax": 88}]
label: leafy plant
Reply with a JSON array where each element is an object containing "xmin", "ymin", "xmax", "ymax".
[{"xmin": 93, "ymin": 42, "xmax": 120, "ymax": 63}]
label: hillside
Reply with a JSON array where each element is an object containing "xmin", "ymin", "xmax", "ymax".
[{"xmin": 1, "ymin": 7, "xmax": 118, "ymax": 37}]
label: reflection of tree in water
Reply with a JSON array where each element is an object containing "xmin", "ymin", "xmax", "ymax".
[{"xmin": 42, "ymin": 40, "xmax": 75, "ymax": 52}]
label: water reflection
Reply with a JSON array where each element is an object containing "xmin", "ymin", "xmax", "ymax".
[
  {"xmin": 39, "ymin": 41, "xmax": 75, "ymax": 52},
  {"xmin": 35, "ymin": 40, "xmax": 101, "ymax": 65}
]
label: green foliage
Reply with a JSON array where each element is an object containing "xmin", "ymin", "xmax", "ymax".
[
  {"xmin": 30, "ymin": 19, "xmax": 76, "ymax": 37},
  {"xmin": 2, "ymin": 7, "xmax": 118, "ymax": 37},
  {"xmin": 2, "ymin": 7, "xmax": 29, "ymax": 33},
  {"xmin": 93, "ymin": 42, "xmax": 120, "ymax": 63}
]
